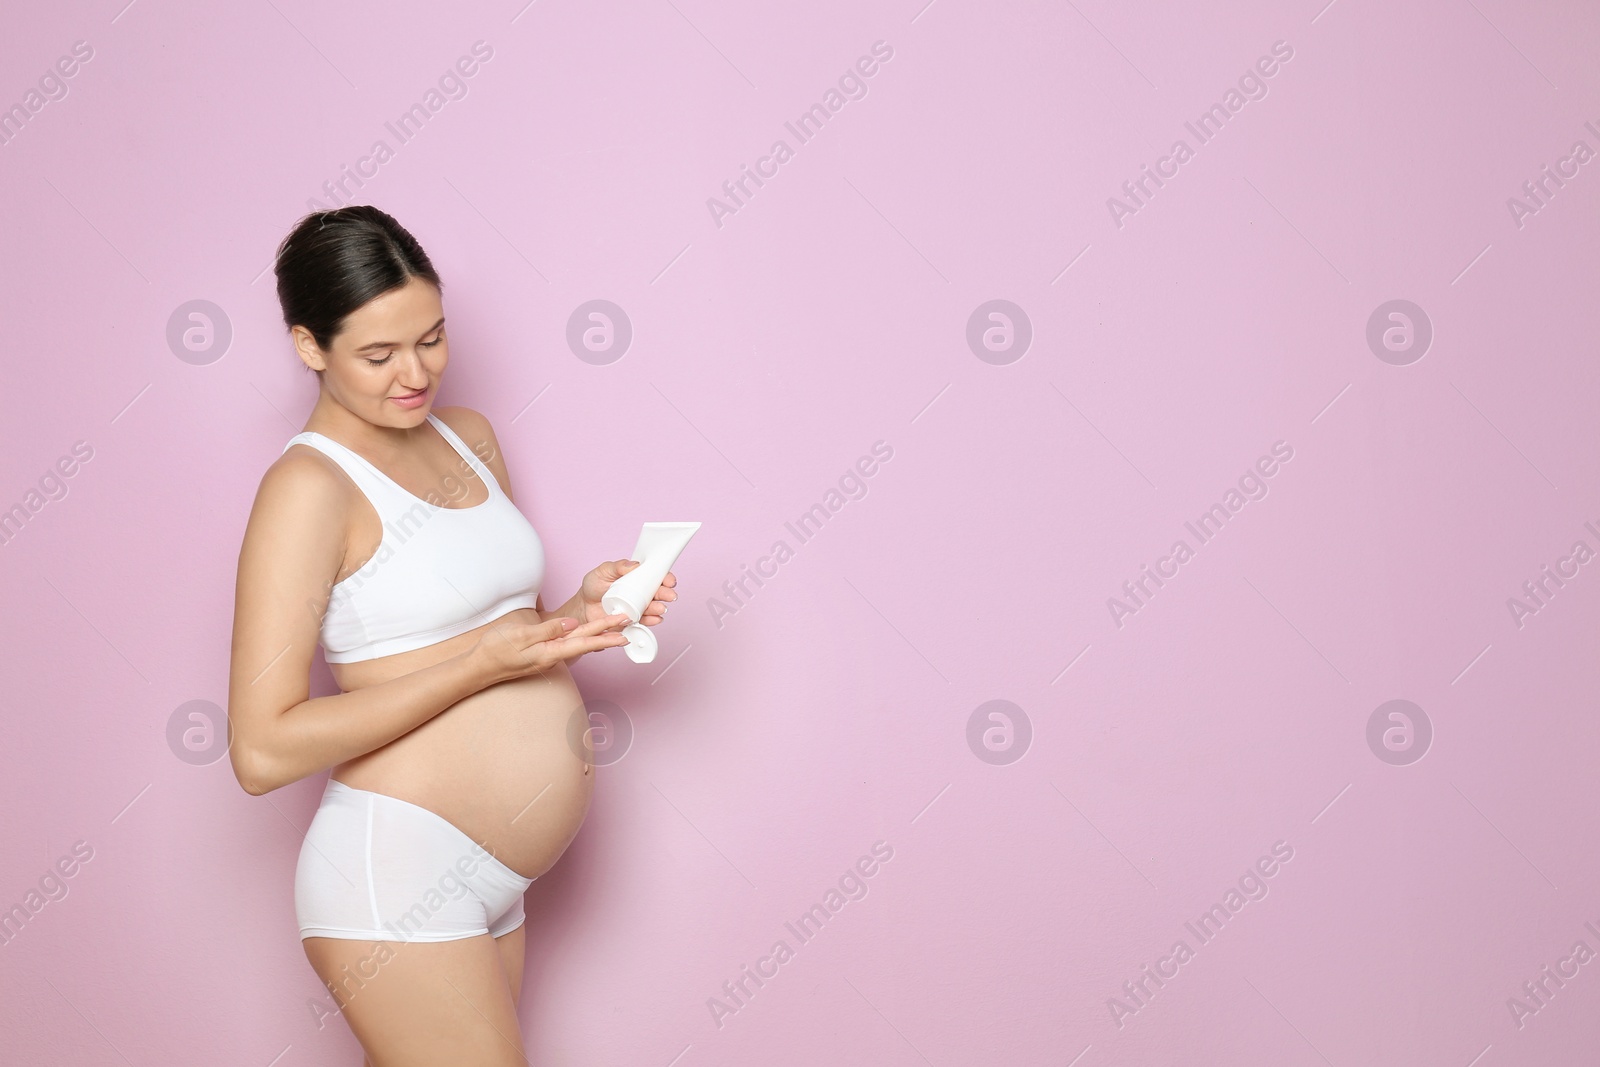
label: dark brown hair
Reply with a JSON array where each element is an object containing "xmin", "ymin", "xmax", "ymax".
[{"xmin": 272, "ymin": 205, "xmax": 442, "ymax": 364}]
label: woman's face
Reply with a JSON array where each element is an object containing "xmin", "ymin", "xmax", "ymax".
[{"xmin": 293, "ymin": 275, "xmax": 447, "ymax": 426}]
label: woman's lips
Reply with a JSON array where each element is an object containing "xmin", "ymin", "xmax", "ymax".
[{"xmin": 390, "ymin": 387, "xmax": 428, "ymax": 407}]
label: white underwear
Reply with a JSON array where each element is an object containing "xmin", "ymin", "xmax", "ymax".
[{"xmin": 295, "ymin": 779, "xmax": 534, "ymax": 943}]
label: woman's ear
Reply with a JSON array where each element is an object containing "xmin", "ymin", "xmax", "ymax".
[{"xmin": 290, "ymin": 325, "xmax": 329, "ymax": 373}]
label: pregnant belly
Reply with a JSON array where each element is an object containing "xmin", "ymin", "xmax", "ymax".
[{"xmin": 329, "ymin": 646, "xmax": 595, "ymax": 882}]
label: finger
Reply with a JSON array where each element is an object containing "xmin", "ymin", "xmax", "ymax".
[
  {"xmin": 559, "ymin": 614, "xmax": 630, "ymax": 639},
  {"xmin": 514, "ymin": 618, "xmax": 578, "ymax": 657},
  {"xmin": 549, "ymin": 631, "xmax": 631, "ymax": 662},
  {"xmin": 528, "ymin": 623, "xmax": 629, "ymax": 665},
  {"xmin": 530, "ymin": 615, "xmax": 616, "ymax": 652},
  {"xmin": 539, "ymin": 616, "xmax": 581, "ymax": 641}
]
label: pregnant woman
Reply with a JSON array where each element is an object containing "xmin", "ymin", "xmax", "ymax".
[{"xmin": 227, "ymin": 205, "xmax": 675, "ymax": 1065}]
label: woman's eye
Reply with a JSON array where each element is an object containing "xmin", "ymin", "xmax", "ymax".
[{"xmin": 365, "ymin": 337, "xmax": 439, "ymax": 365}]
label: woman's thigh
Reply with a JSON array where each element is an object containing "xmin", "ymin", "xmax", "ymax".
[
  {"xmin": 304, "ymin": 935, "xmax": 526, "ymax": 1067},
  {"xmin": 495, "ymin": 923, "xmax": 527, "ymax": 1005}
]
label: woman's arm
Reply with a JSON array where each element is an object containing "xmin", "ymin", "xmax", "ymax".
[
  {"xmin": 238, "ymin": 661, "xmax": 490, "ymax": 797},
  {"xmin": 226, "ymin": 449, "xmax": 498, "ymax": 796}
]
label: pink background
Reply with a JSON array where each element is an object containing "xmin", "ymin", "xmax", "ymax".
[{"xmin": 3, "ymin": 0, "xmax": 1598, "ymax": 1063}]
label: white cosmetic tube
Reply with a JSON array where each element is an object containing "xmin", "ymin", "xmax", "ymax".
[{"xmin": 601, "ymin": 522, "xmax": 701, "ymax": 663}]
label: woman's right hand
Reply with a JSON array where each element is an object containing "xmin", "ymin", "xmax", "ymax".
[{"xmin": 469, "ymin": 611, "xmax": 633, "ymax": 686}]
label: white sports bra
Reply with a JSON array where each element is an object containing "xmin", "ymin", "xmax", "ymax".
[{"xmin": 281, "ymin": 413, "xmax": 545, "ymax": 663}]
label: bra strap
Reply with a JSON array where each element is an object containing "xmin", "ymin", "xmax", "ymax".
[
  {"xmin": 282, "ymin": 433, "xmax": 407, "ymax": 512},
  {"xmin": 426, "ymin": 414, "xmax": 503, "ymax": 498}
]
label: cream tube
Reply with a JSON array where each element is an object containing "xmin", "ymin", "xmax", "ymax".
[{"xmin": 601, "ymin": 521, "xmax": 701, "ymax": 663}]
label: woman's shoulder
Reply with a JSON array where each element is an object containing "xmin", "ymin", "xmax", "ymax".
[
  {"xmin": 430, "ymin": 404, "xmax": 492, "ymax": 441},
  {"xmin": 430, "ymin": 405, "xmax": 516, "ymax": 497},
  {"xmin": 431, "ymin": 406, "xmax": 506, "ymax": 464},
  {"xmin": 262, "ymin": 435, "xmax": 358, "ymax": 514}
]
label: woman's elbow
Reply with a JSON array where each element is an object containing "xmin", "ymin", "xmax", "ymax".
[{"xmin": 229, "ymin": 744, "xmax": 278, "ymax": 797}]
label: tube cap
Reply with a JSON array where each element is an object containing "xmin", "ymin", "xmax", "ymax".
[{"xmin": 621, "ymin": 622, "xmax": 657, "ymax": 663}]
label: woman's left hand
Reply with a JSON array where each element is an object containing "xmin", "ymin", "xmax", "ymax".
[{"xmin": 578, "ymin": 559, "xmax": 678, "ymax": 627}]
